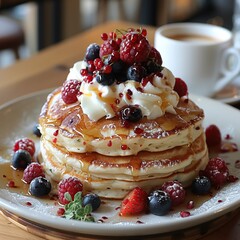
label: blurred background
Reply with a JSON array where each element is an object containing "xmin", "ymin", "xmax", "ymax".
[{"xmin": 0, "ymin": 0, "xmax": 236, "ymax": 68}]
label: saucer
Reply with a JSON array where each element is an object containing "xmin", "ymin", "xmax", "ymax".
[{"xmin": 214, "ymin": 77, "xmax": 240, "ymax": 104}]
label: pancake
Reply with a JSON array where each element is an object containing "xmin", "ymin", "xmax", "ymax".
[{"xmin": 39, "ymin": 88, "xmax": 208, "ymax": 199}]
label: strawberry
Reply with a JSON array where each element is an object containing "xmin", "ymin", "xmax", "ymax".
[{"xmin": 119, "ymin": 187, "xmax": 148, "ymax": 216}]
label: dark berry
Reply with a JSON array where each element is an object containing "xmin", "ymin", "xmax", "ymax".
[
  {"xmin": 145, "ymin": 60, "xmax": 163, "ymax": 74},
  {"xmin": 148, "ymin": 46, "xmax": 162, "ymax": 65},
  {"xmin": 191, "ymin": 176, "xmax": 211, "ymax": 195},
  {"xmin": 58, "ymin": 177, "xmax": 83, "ymax": 205},
  {"xmin": 95, "ymin": 73, "xmax": 115, "ymax": 86},
  {"xmin": 11, "ymin": 150, "xmax": 32, "ymax": 170},
  {"xmin": 127, "ymin": 64, "xmax": 147, "ymax": 82},
  {"xmin": 85, "ymin": 43, "xmax": 100, "ymax": 61},
  {"xmin": 23, "ymin": 162, "xmax": 45, "ymax": 184},
  {"xmin": 174, "ymin": 78, "xmax": 188, "ymax": 97},
  {"xmin": 148, "ymin": 190, "xmax": 172, "ymax": 216},
  {"xmin": 33, "ymin": 124, "xmax": 41, "ymax": 137},
  {"xmin": 29, "ymin": 176, "xmax": 51, "ymax": 197},
  {"xmin": 161, "ymin": 180, "xmax": 186, "ymax": 206},
  {"xmin": 120, "ymin": 105, "xmax": 142, "ymax": 122},
  {"xmin": 13, "ymin": 138, "xmax": 35, "ymax": 156},
  {"xmin": 61, "ymin": 79, "xmax": 81, "ymax": 104},
  {"xmin": 82, "ymin": 193, "xmax": 101, "ymax": 211}
]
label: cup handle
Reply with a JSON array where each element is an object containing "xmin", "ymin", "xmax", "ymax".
[{"xmin": 213, "ymin": 47, "xmax": 240, "ymax": 93}]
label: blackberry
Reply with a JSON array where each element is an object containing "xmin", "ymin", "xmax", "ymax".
[
  {"xmin": 127, "ymin": 64, "xmax": 147, "ymax": 82},
  {"xmin": 191, "ymin": 176, "xmax": 211, "ymax": 195},
  {"xmin": 111, "ymin": 60, "xmax": 128, "ymax": 83},
  {"xmin": 145, "ymin": 60, "xmax": 163, "ymax": 74},
  {"xmin": 148, "ymin": 190, "xmax": 172, "ymax": 216},
  {"xmin": 11, "ymin": 150, "xmax": 32, "ymax": 170},
  {"xmin": 85, "ymin": 43, "xmax": 100, "ymax": 61},
  {"xmin": 120, "ymin": 105, "xmax": 142, "ymax": 123},
  {"xmin": 29, "ymin": 176, "xmax": 51, "ymax": 197},
  {"xmin": 95, "ymin": 73, "xmax": 115, "ymax": 86},
  {"xmin": 82, "ymin": 193, "xmax": 101, "ymax": 211}
]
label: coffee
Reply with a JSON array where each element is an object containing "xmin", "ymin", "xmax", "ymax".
[{"xmin": 167, "ymin": 34, "xmax": 220, "ymax": 43}]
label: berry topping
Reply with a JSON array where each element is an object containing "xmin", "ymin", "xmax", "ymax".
[
  {"xmin": 191, "ymin": 176, "xmax": 211, "ymax": 195},
  {"xmin": 85, "ymin": 43, "xmax": 100, "ymax": 61},
  {"xmin": 33, "ymin": 124, "xmax": 41, "ymax": 137},
  {"xmin": 95, "ymin": 72, "xmax": 115, "ymax": 86},
  {"xmin": 23, "ymin": 162, "xmax": 45, "ymax": 184},
  {"xmin": 205, "ymin": 124, "xmax": 222, "ymax": 148},
  {"xmin": 119, "ymin": 187, "xmax": 148, "ymax": 216},
  {"xmin": 29, "ymin": 176, "xmax": 51, "ymax": 197},
  {"xmin": 13, "ymin": 138, "xmax": 35, "ymax": 157},
  {"xmin": 61, "ymin": 79, "xmax": 81, "ymax": 104},
  {"xmin": 148, "ymin": 46, "xmax": 162, "ymax": 65},
  {"xmin": 127, "ymin": 64, "xmax": 147, "ymax": 82},
  {"xmin": 11, "ymin": 150, "xmax": 32, "ymax": 170},
  {"xmin": 201, "ymin": 157, "xmax": 229, "ymax": 189},
  {"xmin": 120, "ymin": 30, "xmax": 151, "ymax": 65},
  {"xmin": 148, "ymin": 190, "xmax": 172, "ymax": 216},
  {"xmin": 174, "ymin": 78, "xmax": 188, "ymax": 97},
  {"xmin": 58, "ymin": 177, "xmax": 83, "ymax": 205},
  {"xmin": 119, "ymin": 105, "xmax": 143, "ymax": 123},
  {"xmin": 82, "ymin": 193, "xmax": 101, "ymax": 212},
  {"xmin": 161, "ymin": 180, "xmax": 186, "ymax": 206},
  {"xmin": 100, "ymin": 39, "xmax": 119, "ymax": 59}
]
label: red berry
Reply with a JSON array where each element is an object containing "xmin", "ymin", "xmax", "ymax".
[
  {"xmin": 205, "ymin": 124, "xmax": 222, "ymax": 148},
  {"xmin": 100, "ymin": 40, "xmax": 119, "ymax": 59},
  {"xmin": 120, "ymin": 32, "xmax": 151, "ymax": 65},
  {"xmin": 58, "ymin": 177, "xmax": 83, "ymax": 205},
  {"xmin": 202, "ymin": 157, "xmax": 229, "ymax": 189},
  {"xmin": 13, "ymin": 138, "xmax": 35, "ymax": 157},
  {"xmin": 174, "ymin": 78, "xmax": 188, "ymax": 97},
  {"xmin": 119, "ymin": 187, "xmax": 148, "ymax": 216},
  {"xmin": 61, "ymin": 79, "xmax": 81, "ymax": 104},
  {"xmin": 148, "ymin": 47, "xmax": 162, "ymax": 65},
  {"xmin": 161, "ymin": 180, "xmax": 186, "ymax": 206},
  {"xmin": 23, "ymin": 162, "xmax": 45, "ymax": 184}
]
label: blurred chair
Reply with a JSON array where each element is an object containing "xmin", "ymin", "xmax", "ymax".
[{"xmin": 0, "ymin": 15, "xmax": 24, "ymax": 59}]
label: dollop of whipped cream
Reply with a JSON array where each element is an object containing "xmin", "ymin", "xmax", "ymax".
[{"xmin": 66, "ymin": 61, "xmax": 179, "ymax": 121}]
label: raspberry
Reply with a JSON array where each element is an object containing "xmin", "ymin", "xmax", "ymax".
[
  {"xmin": 100, "ymin": 39, "xmax": 119, "ymax": 59},
  {"xmin": 58, "ymin": 177, "xmax": 83, "ymax": 205},
  {"xmin": 13, "ymin": 138, "xmax": 35, "ymax": 156},
  {"xmin": 61, "ymin": 79, "xmax": 81, "ymax": 104},
  {"xmin": 161, "ymin": 180, "xmax": 186, "ymax": 206},
  {"xmin": 148, "ymin": 47, "xmax": 162, "ymax": 65},
  {"xmin": 120, "ymin": 31, "xmax": 151, "ymax": 65},
  {"xmin": 201, "ymin": 157, "xmax": 229, "ymax": 189},
  {"xmin": 174, "ymin": 78, "xmax": 188, "ymax": 97},
  {"xmin": 23, "ymin": 162, "xmax": 45, "ymax": 184},
  {"xmin": 205, "ymin": 124, "xmax": 222, "ymax": 148}
]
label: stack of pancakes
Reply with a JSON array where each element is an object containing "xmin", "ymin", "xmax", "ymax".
[{"xmin": 39, "ymin": 88, "xmax": 208, "ymax": 199}]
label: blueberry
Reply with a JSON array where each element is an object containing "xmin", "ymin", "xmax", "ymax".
[
  {"xmin": 112, "ymin": 60, "xmax": 128, "ymax": 83},
  {"xmin": 29, "ymin": 177, "xmax": 51, "ymax": 197},
  {"xmin": 148, "ymin": 190, "xmax": 172, "ymax": 216},
  {"xmin": 11, "ymin": 150, "xmax": 32, "ymax": 170},
  {"xmin": 127, "ymin": 64, "xmax": 147, "ymax": 82},
  {"xmin": 85, "ymin": 43, "xmax": 100, "ymax": 61},
  {"xmin": 33, "ymin": 123, "xmax": 41, "ymax": 137},
  {"xmin": 82, "ymin": 193, "xmax": 101, "ymax": 211},
  {"xmin": 95, "ymin": 73, "xmax": 115, "ymax": 86},
  {"xmin": 120, "ymin": 105, "xmax": 142, "ymax": 122},
  {"xmin": 191, "ymin": 176, "xmax": 211, "ymax": 195}
]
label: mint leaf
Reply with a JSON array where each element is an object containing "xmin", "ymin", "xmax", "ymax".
[{"xmin": 63, "ymin": 191, "xmax": 95, "ymax": 222}]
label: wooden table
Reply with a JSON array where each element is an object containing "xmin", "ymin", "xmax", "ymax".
[{"xmin": 0, "ymin": 20, "xmax": 239, "ymax": 240}]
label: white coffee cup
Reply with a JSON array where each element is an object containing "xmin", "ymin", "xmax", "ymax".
[{"xmin": 154, "ymin": 23, "xmax": 240, "ymax": 97}]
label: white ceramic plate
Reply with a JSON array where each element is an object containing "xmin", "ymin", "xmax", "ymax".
[{"xmin": 0, "ymin": 89, "xmax": 239, "ymax": 237}]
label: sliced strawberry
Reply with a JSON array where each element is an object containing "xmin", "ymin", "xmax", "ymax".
[{"xmin": 119, "ymin": 187, "xmax": 148, "ymax": 216}]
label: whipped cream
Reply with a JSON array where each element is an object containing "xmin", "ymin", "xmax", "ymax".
[{"xmin": 67, "ymin": 61, "xmax": 179, "ymax": 121}]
